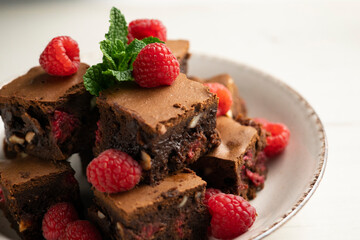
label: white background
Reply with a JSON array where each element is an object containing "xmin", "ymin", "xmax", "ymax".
[{"xmin": 0, "ymin": 0, "xmax": 359, "ymax": 239}]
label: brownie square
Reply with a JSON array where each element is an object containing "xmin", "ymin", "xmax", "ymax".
[
  {"xmin": 89, "ymin": 169, "xmax": 209, "ymax": 240},
  {"xmin": 95, "ymin": 73, "xmax": 220, "ymax": 184},
  {"xmin": 0, "ymin": 156, "xmax": 81, "ymax": 239},
  {"xmin": 166, "ymin": 40, "xmax": 190, "ymax": 74},
  {"xmin": 0, "ymin": 63, "xmax": 95, "ymax": 160},
  {"xmin": 191, "ymin": 116, "xmax": 267, "ymax": 200}
]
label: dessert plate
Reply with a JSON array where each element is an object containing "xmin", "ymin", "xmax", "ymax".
[{"xmin": 0, "ymin": 53, "xmax": 327, "ymax": 240}]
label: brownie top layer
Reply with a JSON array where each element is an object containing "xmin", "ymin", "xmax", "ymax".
[
  {"xmin": 0, "ymin": 156, "xmax": 70, "ymax": 186},
  {"xmin": 208, "ymin": 116, "xmax": 257, "ymax": 160},
  {"xmin": 99, "ymin": 73, "xmax": 215, "ymax": 131},
  {"xmin": 0, "ymin": 63, "xmax": 89, "ymax": 103},
  {"xmin": 94, "ymin": 170, "xmax": 205, "ymax": 218},
  {"xmin": 166, "ymin": 40, "xmax": 189, "ymax": 59}
]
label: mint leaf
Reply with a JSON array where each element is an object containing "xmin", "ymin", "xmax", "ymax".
[
  {"xmin": 100, "ymin": 40, "xmax": 116, "ymax": 69},
  {"xmin": 103, "ymin": 69, "xmax": 133, "ymax": 82},
  {"xmin": 105, "ymin": 7, "xmax": 128, "ymax": 45},
  {"xmin": 84, "ymin": 63, "xmax": 115, "ymax": 96},
  {"xmin": 141, "ymin": 37, "xmax": 164, "ymax": 45},
  {"xmin": 119, "ymin": 39, "xmax": 146, "ymax": 70}
]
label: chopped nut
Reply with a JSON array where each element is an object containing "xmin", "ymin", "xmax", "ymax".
[
  {"xmin": 97, "ymin": 211, "xmax": 105, "ymax": 219},
  {"xmin": 157, "ymin": 123, "xmax": 167, "ymax": 135},
  {"xmin": 116, "ymin": 222, "xmax": 125, "ymax": 238},
  {"xmin": 19, "ymin": 219, "xmax": 31, "ymax": 232},
  {"xmin": 177, "ymin": 196, "xmax": 188, "ymax": 208},
  {"xmin": 140, "ymin": 151, "xmax": 152, "ymax": 170},
  {"xmin": 9, "ymin": 135, "xmax": 25, "ymax": 145},
  {"xmin": 225, "ymin": 110, "xmax": 233, "ymax": 118},
  {"xmin": 188, "ymin": 113, "xmax": 203, "ymax": 128},
  {"xmin": 90, "ymin": 96, "xmax": 97, "ymax": 109},
  {"xmin": 25, "ymin": 132, "xmax": 35, "ymax": 143}
]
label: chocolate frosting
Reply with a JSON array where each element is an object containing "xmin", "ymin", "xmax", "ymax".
[
  {"xmin": 166, "ymin": 40, "xmax": 189, "ymax": 59},
  {"xmin": 100, "ymin": 73, "xmax": 215, "ymax": 130},
  {"xmin": 0, "ymin": 63, "xmax": 89, "ymax": 103},
  {"xmin": 208, "ymin": 116, "xmax": 257, "ymax": 160},
  {"xmin": 94, "ymin": 171, "xmax": 205, "ymax": 218}
]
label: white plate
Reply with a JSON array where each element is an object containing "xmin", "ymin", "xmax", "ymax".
[{"xmin": 0, "ymin": 53, "xmax": 327, "ymax": 240}]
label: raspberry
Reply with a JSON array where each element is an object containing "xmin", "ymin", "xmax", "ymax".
[
  {"xmin": 60, "ymin": 220, "xmax": 102, "ymax": 240},
  {"xmin": 86, "ymin": 149, "xmax": 142, "ymax": 193},
  {"xmin": 133, "ymin": 43, "xmax": 180, "ymax": 88},
  {"xmin": 51, "ymin": 110, "xmax": 79, "ymax": 144},
  {"xmin": 245, "ymin": 169, "xmax": 265, "ymax": 187},
  {"xmin": 95, "ymin": 120, "xmax": 101, "ymax": 144},
  {"xmin": 204, "ymin": 188, "xmax": 222, "ymax": 205},
  {"xmin": 0, "ymin": 187, "xmax": 4, "ymax": 204},
  {"xmin": 39, "ymin": 36, "xmax": 80, "ymax": 76},
  {"xmin": 204, "ymin": 83, "xmax": 233, "ymax": 116},
  {"xmin": 128, "ymin": 19, "xmax": 167, "ymax": 43},
  {"xmin": 208, "ymin": 193, "xmax": 257, "ymax": 239},
  {"xmin": 254, "ymin": 118, "xmax": 290, "ymax": 157},
  {"xmin": 42, "ymin": 202, "xmax": 78, "ymax": 240}
]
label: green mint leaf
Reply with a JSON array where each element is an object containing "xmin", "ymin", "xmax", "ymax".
[
  {"xmin": 103, "ymin": 69, "xmax": 133, "ymax": 82},
  {"xmin": 84, "ymin": 63, "xmax": 116, "ymax": 96},
  {"xmin": 100, "ymin": 40, "xmax": 116, "ymax": 69},
  {"xmin": 141, "ymin": 37, "xmax": 164, "ymax": 44},
  {"xmin": 100, "ymin": 39, "xmax": 126, "ymax": 70},
  {"xmin": 105, "ymin": 7, "xmax": 128, "ymax": 45},
  {"xmin": 119, "ymin": 39, "xmax": 146, "ymax": 71}
]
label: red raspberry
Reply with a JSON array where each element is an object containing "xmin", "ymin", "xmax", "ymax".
[
  {"xmin": 254, "ymin": 118, "xmax": 290, "ymax": 157},
  {"xmin": 245, "ymin": 169, "xmax": 265, "ymax": 187},
  {"xmin": 204, "ymin": 188, "xmax": 222, "ymax": 205},
  {"xmin": 133, "ymin": 43, "xmax": 180, "ymax": 88},
  {"xmin": 42, "ymin": 202, "xmax": 78, "ymax": 240},
  {"xmin": 208, "ymin": 193, "xmax": 257, "ymax": 239},
  {"xmin": 51, "ymin": 110, "xmax": 79, "ymax": 144},
  {"xmin": 95, "ymin": 120, "xmax": 101, "ymax": 144},
  {"xmin": 204, "ymin": 83, "xmax": 233, "ymax": 116},
  {"xmin": 60, "ymin": 220, "xmax": 102, "ymax": 240},
  {"xmin": 86, "ymin": 149, "xmax": 142, "ymax": 193},
  {"xmin": 0, "ymin": 187, "xmax": 4, "ymax": 204},
  {"xmin": 128, "ymin": 19, "xmax": 167, "ymax": 43},
  {"xmin": 39, "ymin": 36, "xmax": 80, "ymax": 76}
]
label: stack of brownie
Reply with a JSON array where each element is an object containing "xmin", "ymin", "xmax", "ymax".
[{"xmin": 0, "ymin": 40, "xmax": 268, "ymax": 239}]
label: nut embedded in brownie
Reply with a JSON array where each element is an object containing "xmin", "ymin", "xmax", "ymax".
[
  {"xmin": 190, "ymin": 116, "xmax": 267, "ymax": 200},
  {"xmin": 0, "ymin": 63, "xmax": 96, "ymax": 160},
  {"xmin": 0, "ymin": 156, "xmax": 81, "ymax": 240},
  {"xmin": 89, "ymin": 169, "xmax": 210, "ymax": 240},
  {"xmin": 94, "ymin": 73, "xmax": 220, "ymax": 185}
]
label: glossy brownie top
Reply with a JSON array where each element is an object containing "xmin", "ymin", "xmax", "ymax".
[
  {"xmin": 99, "ymin": 73, "xmax": 216, "ymax": 131},
  {"xmin": 93, "ymin": 170, "xmax": 205, "ymax": 218},
  {"xmin": 0, "ymin": 63, "xmax": 89, "ymax": 103},
  {"xmin": 208, "ymin": 116, "xmax": 257, "ymax": 160},
  {"xmin": 166, "ymin": 40, "xmax": 189, "ymax": 60}
]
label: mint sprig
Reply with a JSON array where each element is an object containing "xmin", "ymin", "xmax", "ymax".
[{"xmin": 84, "ymin": 7, "xmax": 164, "ymax": 96}]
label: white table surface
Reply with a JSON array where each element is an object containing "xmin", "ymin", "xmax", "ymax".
[{"xmin": 0, "ymin": 0, "xmax": 359, "ymax": 239}]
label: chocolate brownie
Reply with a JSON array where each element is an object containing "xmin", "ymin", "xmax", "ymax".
[
  {"xmin": 191, "ymin": 74, "xmax": 247, "ymax": 117},
  {"xmin": 0, "ymin": 63, "xmax": 95, "ymax": 160},
  {"xmin": 95, "ymin": 73, "xmax": 220, "ymax": 184},
  {"xmin": 89, "ymin": 169, "xmax": 209, "ymax": 240},
  {"xmin": 191, "ymin": 116, "xmax": 267, "ymax": 200},
  {"xmin": 0, "ymin": 156, "xmax": 81, "ymax": 239},
  {"xmin": 166, "ymin": 40, "xmax": 190, "ymax": 74}
]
